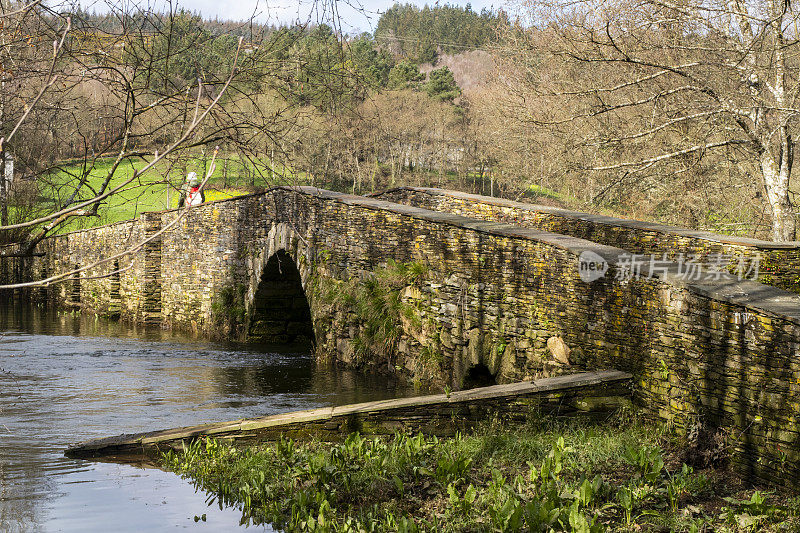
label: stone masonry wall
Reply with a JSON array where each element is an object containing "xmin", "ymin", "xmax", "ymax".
[
  {"xmin": 12, "ymin": 186, "xmax": 800, "ymax": 486},
  {"xmin": 374, "ymin": 187, "xmax": 800, "ymax": 294},
  {"xmin": 25, "ymin": 193, "xmax": 314, "ymax": 338},
  {"xmin": 156, "ymin": 196, "xmax": 261, "ymax": 333},
  {"xmin": 269, "ymin": 188, "xmax": 800, "ymax": 486},
  {"xmin": 29, "ymin": 218, "xmax": 149, "ymax": 321}
]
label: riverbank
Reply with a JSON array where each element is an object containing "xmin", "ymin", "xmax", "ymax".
[
  {"xmin": 161, "ymin": 415, "xmax": 800, "ymax": 532},
  {"xmin": 0, "ymin": 302, "xmax": 415, "ymax": 532}
]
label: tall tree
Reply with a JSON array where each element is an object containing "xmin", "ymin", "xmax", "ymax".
[
  {"xmin": 387, "ymin": 60, "xmax": 423, "ymax": 89},
  {"xmin": 0, "ymin": 3, "xmax": 249, "ymax": 275},
  {"xmin": 425, "ymin": 66, "xmax": 460, "ymax": 101},
  {"xmin": 509, "ymin": 0, "xmax": 800, "ymax": 241}
]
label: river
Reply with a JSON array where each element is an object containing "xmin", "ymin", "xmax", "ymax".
[{"xmin": 0, "ymin": 303, "xmax": 414, "ymax": 532}]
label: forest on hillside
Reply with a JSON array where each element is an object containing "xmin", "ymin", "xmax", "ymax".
[{"xmin": 2, "ymin": 0, "xmax": 798, "ymax": 249}]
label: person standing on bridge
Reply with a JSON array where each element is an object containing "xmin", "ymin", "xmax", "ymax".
[{"xmin": 177, "ymin": 172, "xmax": 205, "ymax": 207}]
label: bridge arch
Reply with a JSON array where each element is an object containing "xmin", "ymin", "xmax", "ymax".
[{"xmin": 245, "ymin": 223, "xmax": 315, "ymax": 346}]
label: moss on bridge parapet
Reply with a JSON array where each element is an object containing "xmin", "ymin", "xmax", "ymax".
[{"xmin": 374, "ymin": 186, "xmax": 800, "ymax": 295}]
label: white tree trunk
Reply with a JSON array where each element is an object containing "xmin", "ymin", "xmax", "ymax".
[{"xmin": 761, "ymin": 153, "xmax": 796, "ymax": 241}]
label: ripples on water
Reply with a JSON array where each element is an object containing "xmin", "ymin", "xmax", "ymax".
[{"xmin": 0, "ymin": 304, "xmax": 414, "ymax": 532}]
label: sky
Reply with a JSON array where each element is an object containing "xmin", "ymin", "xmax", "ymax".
[{"xmin": 76, "ymin": 0, "xmax": 509, "ymax": 34}]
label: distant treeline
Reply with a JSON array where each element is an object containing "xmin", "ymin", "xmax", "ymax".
[
  {"xmin": 375, "ymin": 3, "xmax": 508, "ymax": 62},
  {"xmin": 63, "ymin": 3, "xmax": 507, "ymax": 110},
  {"xmin": 68, "ymin": 3, "xmax": 508, "ymax": 62},
  {"xmin": 68, "ymin": 6, "xmax": 278, "ymax": 39}
]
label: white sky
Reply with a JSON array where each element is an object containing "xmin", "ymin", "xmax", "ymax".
[{"xmin": 75, "ymin": 0, "xmax": 509, "ymax": 34}]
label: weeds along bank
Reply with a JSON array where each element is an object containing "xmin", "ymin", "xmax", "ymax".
[
  {"xmin": 7, "ymin": 186, "xmax": 800, "ymax": 486},
  {"xmin": 163, "ymin": 418, "xmax": 800, "ymax": 532}
]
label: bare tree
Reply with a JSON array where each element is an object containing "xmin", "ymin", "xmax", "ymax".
[
  {"xmin": 504, "ymin": 0, "xmax": 800, "ymax": 240},
  {"xmin": 0, "ymin": 4, "xmax": 247, "ymax": 251}
]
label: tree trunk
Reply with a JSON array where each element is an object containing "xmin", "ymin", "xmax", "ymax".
[
  {"xmin": 1, "ymin": 150, "xmax": 7, "ymax": 226},
  {"xmin": 761, "ymin": 153, "xmax": 796, "ymax": 241}
]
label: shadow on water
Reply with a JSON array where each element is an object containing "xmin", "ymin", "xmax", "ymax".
[{"xmin": 0, "ymin": 302, "xmax": 417, "ymax": 532}]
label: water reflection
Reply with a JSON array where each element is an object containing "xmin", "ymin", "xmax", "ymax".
[{"xmin": 0, "ymin": 303, "xmax": 414, "ymax": 531}]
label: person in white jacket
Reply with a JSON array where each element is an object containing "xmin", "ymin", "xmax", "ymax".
[{"xmin": 178, "ymin": 172, "xmax": 205, "ymax": 207}]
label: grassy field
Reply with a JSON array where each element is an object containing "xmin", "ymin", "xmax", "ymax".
[
  {"xmin": 43, "ymin": 155, "xmax": 303, "ymax": 232},
  {"xmin": 162, "ymin": 415, "xmax": 799, "ymax": 532}
]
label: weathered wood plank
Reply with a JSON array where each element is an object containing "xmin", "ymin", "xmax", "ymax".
[{"xmin": 65, "ymin": 370, "xmax": 632, "ymax": 459}]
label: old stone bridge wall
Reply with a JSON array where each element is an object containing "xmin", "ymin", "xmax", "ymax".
[
  {"xmin": 12, "ymin": 186, "xmax": 800, "ymax": 485},
  {"xmin": 22, "ymin": 217, "xmax": 152, "ymax": 321},
  {"xmin": 375, "ymin": 187, "xmax": 800, "ymax": 294}
]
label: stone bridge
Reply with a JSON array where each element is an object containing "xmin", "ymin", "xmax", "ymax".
[{"xmin": 7, "ymin": 186, "xmax": 800, "ymax": 486}]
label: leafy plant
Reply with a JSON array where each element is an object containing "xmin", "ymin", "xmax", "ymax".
[
  {"xmin": 447, "ymin": 483, "xmax": 477, "ymax": 516},
  {"xmin": 161, "ymin": 418, "xmax": 799, "ymax": 532},
  {"xmin": 666, "ymin": 463, "xmax": 693, "ymax": 513},
  {"xmin": 618, "ymin": 485, "xmax": 635, "ymax": 525},
  {"xmin": 720, "ymin": 491, "xmax": 785, "ymax": 531},
  {"xmin": 623, "ymin": 444, "xmax": 665, "ymax": 484}
]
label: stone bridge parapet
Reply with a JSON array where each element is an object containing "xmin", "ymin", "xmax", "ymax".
[
  {"xmin": 6, "ymin": 186, "xmax": 800, "ymax": 486},
  {"xmin": 374, "ymin": 187, "xmax": 800, "ymax": 294}
]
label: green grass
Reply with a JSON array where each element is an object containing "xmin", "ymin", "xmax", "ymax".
[
  {"xmin": 161, "ymin": 415, "xmax": 800, "ymax": 532},
  {"xmin": 523, "ymin": 183, "xmax": 565, "ymax": 202},
  {"xmin": 41, "ymin": 155, "xmax": 307, "ymax": 232}
]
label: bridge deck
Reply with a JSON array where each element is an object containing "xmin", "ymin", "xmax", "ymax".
[{"xmin": 65, "ymin": 370, "xmax": 632, "ymax": 459}]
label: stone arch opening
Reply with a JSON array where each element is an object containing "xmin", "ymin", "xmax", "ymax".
[
  {"xmin": 461, "ymin": 363, "xmax": 497, "ymax": 389},
  {"xmin": 248, "ymin": 250, "xmax": 314, "ymax": 346}
]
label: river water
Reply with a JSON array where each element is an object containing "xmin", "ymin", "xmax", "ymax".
[{"xmin": 0, "ymin": 304, "xmax": 413, "ymax": 532}]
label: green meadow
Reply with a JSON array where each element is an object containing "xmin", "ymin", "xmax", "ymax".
[{"xmin": 42, "ymin": 155, "xmax": 302, "ymax": 232}]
